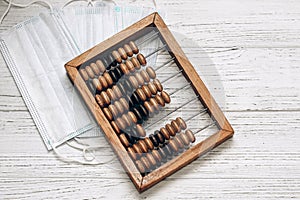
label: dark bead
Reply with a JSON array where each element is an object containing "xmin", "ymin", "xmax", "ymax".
[
  {"xmin": 155, "ymin": 131, "xmax": 165, "ymax": 144},
  {"xmin": 102, "ymin": 58, "xmax": 111, "ymax": 70},
  {"xmin": 114, "ymin": 67, "xmax": 123, "ymax": 79},
  {"xmin": 130, "ymin": 92, "xmax": 140, "ymax": 105},
  {"xmin": 109, "ymin": 70, "xmax": 118, "ymax": 83},
  {"xmin": 107, "ymin": 54, "xmax": 117, "ymax": 67},
  {"xmin": 127, "ymin": 94, "xmax": 134, "ymax": 108},
  {"xmin": 149, "ymin": 134, "xmax": 159, "ymax": 147},
  {"xmin": 138, "ymin": 104, "xmax": 148, "ymax": 120},
  {"xmin": 124, "ymin": 132, "xmax": 136, "ymax": 144},
  {"xmin": 132, "ymin": 107, "xmax": 143, "ymax": 124},
  {"xmin": 117, "ymin": 83, "xmax": 126, "ymax": 96}
]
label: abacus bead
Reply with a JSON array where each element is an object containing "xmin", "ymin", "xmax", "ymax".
[
  {"xmin": 106, "ymin": 88, "xmax": 117, "ymax": 101},
  {"xmin": 128, "ymin": 111, "xmax": 137, "ymax": 124},
  {"xmin": 95, "ymin": 94, "xmax": 105, "ymax": 108},
  {"xmin": 156, "ymin": 131, "xmax": 165, "ymax": 144},
  {"xmin": 131, "ymin": 57, "xmax": 141, "ymax": 70},
  {"xmin": 140, "ymin": 70, "xmax": 150, "ymax": 83},
  {"xmin": 80, "ymin": 69, "xmax": 89, "ymax": 81},
  {"xmin": 138, "ymin": 140, "xmax": 148, "ymax": 153},
  {"xmin": 108, "ymin": 70, "xmax": 118, "ymax": 83},
  {"xmin": 131, "ymin": 92, "xmax": 140, "ymax": 105},
  {"xmin": 142, "ymin": 85, "xmax": 152, "ymax": 98},
  {"xmin": 168, "ymin": 139, "xmax": 179, "ymax": 152},
  {"xmin": 107, "ymin": 54, "xmax": 117, "ymax": 67},
  {"xmin": 153, "ymin": 79, "xmax": 163, "ymax": 92},
  {"xmin": 138, "ymin": 105, "xmax": 148, "ymax": 120},
  {"xmin": 108, "ymin": 104, "xmax": 119, "ymax": 118},
  {"xmin": 176, "ymin": 117, "xmax": 187, "ymax": 130},
  {"xmin": 103, "ymin": 107, "xmax": 113, "ymax": 121},
  {"xmin": 171, "ymin": 120, "xmax": 181, "ymax": 133},
  {"xmin": 118, "ymin": 47, "xmax": 128, "ymax": 60},
  {"xmin": 118, "ymin": 83, "xmax": 127, "ymax": 96},
  {"xmin": 102, "ymin": 58, "xmax": 110, "ymax": 70},
  {"xmin": 174, "ymin": 136, "xmax": 184, "ymax": 149},
  {"xmin": 137, "ymin": 54, "xmax": 146, "ymax": 66},
  {"xmin": 144, "ymin": 137, "xmax": 154, "ymax": 150},
  {"xmin": 101, "ymin": 91, "xmax": 111, "ymax": 105},
  {"xmin": 166, "ymin": 123, "xmax": 176, "ymax": 137},
  {"xmin": 146, "ymin": 67, "xmax": 156, "ymax": 79},
  {"xmin": 141, "ymin": 157, "xmax": 151, "ymax": 171},
  {"xmin": 116, "ymin": 117, "xmax": 126, "ymax": 130},
  {"xmin": 129, "ymin": 76, "xmax": 139, "ymax": 89},
  {"xmin": 136, "ymin": 124, "xmax": 146, "ymax": 137},
  {"xmin": 158, "ymin": 147, "xmax": 167, "ymax": 162},
  {"xmin": 125, "ymin": 133, "xmax": 135, "ymax": 145},
  {"xmin": 96, "ymin": 60, "xmax": 106, "ymax": 73},
  {"xmin": 99, "ymin": 76, "xmax": 108, "ymax": 89},
  {"xmin": 120, "ymin": 63, "xmax": 130, "ymax": 76},
  {"xmin": 135, "ymin": 160, "xmax": 145, "ymax": 173},
  {"xmin": 135, "ymin": 72, "xmax": 144, "ymax": 86},
  {"xmin": 155, "ymin": 94, "xmax": 165, "ymax": 107},
  {"xmin": 85, "ymin": 66, "xmax": 95, "ymax": 78},
  {"xmin": 132, "ymin": 107, "xmax": 143, "ymax": 124},
  {"xmin": 119, "ymin": 133, "xmax": 130, "ymax": 147},
  {"xmin": 128, "ymin": 147, "xmax": 137, "ymax": 160},
  {"xmin": 146, "ymin": 153, "xmax": 157, "ymax": 167},
  {"xmin": 152, "ymin": 149, "xmax": 162, "ymax": 162},
  {"xmin": 122, "ymin": 114, "xmax": 132, "ymax": 127},
  {"xmin": 148, "ymin": 82, "xmax": 157, "ymax": 95},
  {"xmin": 163, "ymin": 143, "xmax": 173, "ymax": 156},
  {"xmin": 144, "ymin": 101, "xmax": 155, "ymax": 117},
  {"xmin": 112, "ymin": 85, "xmax": 122, "ymax": 99},
  {"xmin": 129, "ymin": 41, "xmax": 139, "ymax": 54},
  {"xmin": 120, "ymin": 98, "xmax": 129, "ymax": 112},
  {"xmin": 149, "ymin": 134, "xmax": 159, "ymax": 147},
  {"xmin": 160, "ymin": 127, "xmax": 170, "ymax": 140},
  {"xmin": 185, "ymin": 129, "xmax": 196, "ymax": 143},
  {"xmin": 103, "ymin": 72, "xmax": 113, "ymax": 86},
  {"xmin": 112, "ymin": 50, "xmax": 122, "ymax": 63},
  {"xmin": 179, "ymin": 132, "xmax": 190, "ymax": 146},
  {"xmin": 136, "ymin": 88, "xmax": 147, "ymax": 102},
  {"xmin": 133, "ymin": 143, "xmax": 143, "ymax": 156},
  {"xmin": 92, "ymin": 78, "xmax": 102, "ymax": 91},
  {"xmin": 125, "ymin": 60, "xmax": 135, "ymax": 73},
  {"xmin": 161, "ymin": 91, "xmax": 171, "ymax": 103},
  {"xmin": 114, "ymin": 67, "xmax": 123, "ymax": 79},
  {"xmin": 111, "ymin": 121, "xmax": 120, "ymax": 134},
  {"xmin": 123, "ymin": 79, "xmax": 132, "ymax": 91},
  {"xmin": 124, "ymin": 44, "xmax": 133, "ymax": 57},
  {"xmin": 90, "ymin": 63, "xmax": 100, "ymax": 75},
  {"xmin": 149, "ymin": 98, "xmax": 159, "ymax": 113},
  {"xmin": 114, "ymin": 101, "xmax": 124, "ymax": 115}
]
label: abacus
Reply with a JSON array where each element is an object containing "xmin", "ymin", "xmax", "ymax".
[{"xmin": 65, "ymin": 13, "xmax": 234, "ymax": 192}]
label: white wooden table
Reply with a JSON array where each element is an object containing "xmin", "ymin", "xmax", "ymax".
[{"xmin": 0, "ymin": 0, "xmax": 299, "ymax": 199}]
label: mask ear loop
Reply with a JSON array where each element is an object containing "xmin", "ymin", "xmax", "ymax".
[
  {"xmin": 0, "ymin": 0, "xmax": 54, "ymax": 24},
  {"xmin": 62, "ymin": 0, "xmax": 116, "ymax": 9}
]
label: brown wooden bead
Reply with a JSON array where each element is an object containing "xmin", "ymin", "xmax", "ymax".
[
  {"xmin": 96, "ymin": 60, "xmax": 106, "ymax": 73},
  {"xmin": 137, "ymin": 54, "xmax": 146, "ymax": 66},
  {"xmin": 136, "ymin": 124, "xmax": 146, "ymax": 137},
  {"xmin": 138, "ymin": 140, "xmax": 148, "ymax": 153},
  {"xmin": 79, "ymin": 69, "xmax": 89, "ymax": 81},
  {"xmin": 90, "ymin": 63, "xmax": 100, "ymax": 75},
  {"xmin": 185, "ymin": 129, "xmax": 196, "ymax": 143},
  {"xmin": 179, "ymin": 132, "xmax": 190, "ymax": 146},
  {"xmin": 142, "ymin": 85, "xmax": 152, "ymax": 98},
  {"xmin": 166, "ymin": 123, "xmax": 176, "ymax": 137},
  {"xmin": 128, "ymin": 76, "xmax": 139, "ymax": 89},
  {"xmin": 98, "ymin": 76, "xmax": 108, "ymax": 89},
  {"xmin": 116, "ymin": 117, "xmax": 126, "ymax": 130},
  {"xmin": 153, "ymin": 79, "xmax": 163, "ymax": 92},
  {"xmin": 155, "ymin": 94, "xmax": 165, "ymax": 107},
  {"xmin": 171, "ymin": 120, "xmax": 181, "ymax": 133},
  {"xmin": 149, "ymin": 98, "xmax": 159, "ymax": 113},
  {"xmin": 103, "ymin": 107, "xmax": 113, "ymax": 121},
  {"xmin": 146, "ymin": 66, "xmax": 156, "ymax": 79},
  {"xmin": 112, "ymin": 85, "xmax": 122, "ymax": 99},
  {"xmin": 144, "ymin": 101, "xmax": 155, "ymax": 117},
  {"xmin": 92, "ymin": 78, "xmax": 102, "ymax": 91},
  {"xmin": 95, "ymin": 94, "xmax": 105, "ymax": 108},
  {"xmin": 114, "ymin": 101, "xmax": 124, "ymax": 115},
  {"xmin": 131, "ymin": 57, "xmax": 141, "ymax": 70},
  {"xmin": 160, "ymin": 127, "xmax": 170, "ymax": 140},
  {"xmin": 136, "ymin": 88, "xmax": 147, "ymax": 102},
  {"xmin": 146, "ymin": 153, "xmax": 157, "ymax": 167},
  {"xmin": 174, "ymin": 136, "xmax": 184, "ymax": 149},
  {"xmin": 129, "ymin": 41, "xmax": 139, "ymax": 54},
  {"xmin": 176, "ymin": 117, "xmax": 187, "ymax": 130},
  {"xmin": 140, "ymin": 156, "xmax": 151, "ymax": 171},
  {"xmin": 148, "ymin": 82, "xmax": 158, "ymax": 95},
  {"xmin": 168, "ymin": 139, "xmax": 179, "ymax": 152},
  {"xmin": 101, "ymin": 91, "xmax": 111, "ymax": 105},
  {"xmin": 140, "ymin": 70, "xmax": 150, "ymax": 83},
  {"xmin": 161, "ymin": 91, "xmax": 171, "ymax": 104},
  {"xmin": 120, "ymin": 98, "xmax": 129, "ymax": 112},
  {"xmin": 132, "ymin": 143, "xmax": 143, "ymax": 156},
  {"xmin": 108, "ymin": 104, "xmax": 119, "ymax": 118},
  {"xmin": 144, "ymin": 137, "xmax": 154, "ymax": 150},
  {"xmin": 122, "ymin": 114, "xmax": 132, "ymax": 127},
  {"xmin": 125, "ymin": 60, "xmax": 135, "ymax": 73},
  {"xmin": 135, "ymin": 160, "xmax": 145, "ymax": 173},
  {"xmin": 156, "ymin": 132, "xmax": 165, "ymax": 144},
  {"xmin": 152, "ymin": 149, "xmax": 162, "ymax": 162},
  {"xmin": 85, "ymin": 66, "xmax": 95, "ymax": 78},
  {"xmin": 112, "ymin": 50, "xmax": 122, "ymax": 63},
  {"xmin": 106, "ymin": 88, "xmax": 117, "ymax": 101},
  {"xmin": 118, "ymin": 47, "xmax": 128, "ymax": 60},
  {"xmin": 124, "ymin": 44, "xmax": 133, "ymax": 57},
  {"xmin": 135, "ymin": 72, "xmax": 144, "ymax": 86},
  {"xmin": 128, "ymin": 147, "xmax": 137, "ymax": 160},
  {"xmin": 103, "ymin": 72, "xmax": 113, "ymax": 86},
  {"xmin": 119, "ymin": 63, "xmax": 129, "ymax": 75},
  {"xmin": 111, "ymin": 121, "xmax": 120, "ymax": 134},
  {"xmin": 119, "ymin": 133, "xmax": 130, "ymax": 147},
  {"xmin": 128, "ymin": 111, "xmax": 137, "ymax": 124}
]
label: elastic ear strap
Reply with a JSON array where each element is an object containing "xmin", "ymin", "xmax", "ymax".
[
  {"xmin": 0, "ymin": 0, "xmax": 54, "ymax": 24},
  {"xmin": 62, "ymin": 0, "xmax": 116, "ymax": 9}
]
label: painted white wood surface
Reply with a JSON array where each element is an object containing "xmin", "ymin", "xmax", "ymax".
[{"xmin": 0, "ymin": 0, "xmax": 299, "ymax": 199}]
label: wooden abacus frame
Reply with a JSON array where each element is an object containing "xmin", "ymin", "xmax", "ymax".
[{"xmin": 65, "ymin": 12, "xmax": 234, "ymax": 192}]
